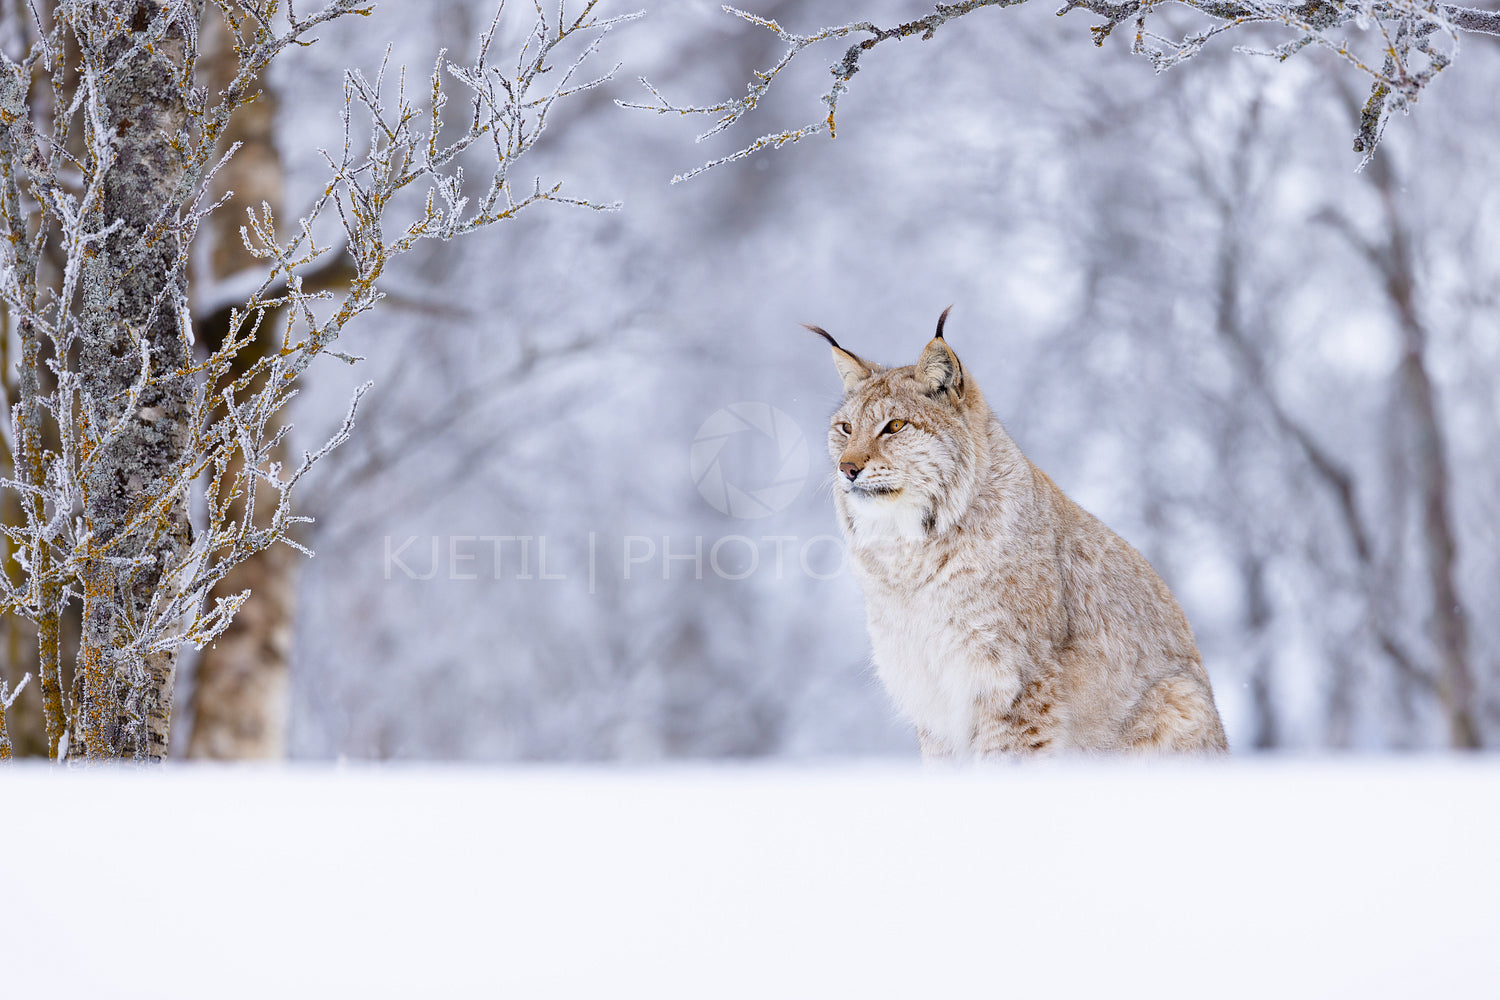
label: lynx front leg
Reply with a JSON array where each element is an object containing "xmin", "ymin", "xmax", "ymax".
[
  {"xmin": 972, "ymin": 713, "xmax": 1056, "ymax": 758},
  {"xmin": 969, "ymin": 668, "xmax": 1066, "ymax": 756},
  {"xmin": 918, "ymin": 728, "xmax": 957, "ymax": 763}
]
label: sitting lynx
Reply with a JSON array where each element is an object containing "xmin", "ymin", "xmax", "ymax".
[{"xmin": 810, "ymin": 308, "xmax": 1228, "ymax": 758}]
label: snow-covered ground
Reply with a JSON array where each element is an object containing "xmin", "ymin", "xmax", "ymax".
[{"xmin": 4, "ymin": 760, "xmax": 1496, "ymax": 997}]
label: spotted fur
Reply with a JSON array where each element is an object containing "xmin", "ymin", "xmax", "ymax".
[{"xmin": 817, "ymin": 310, "xmax": 1228, "ymax": 758}]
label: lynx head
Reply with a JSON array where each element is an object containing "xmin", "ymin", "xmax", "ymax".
[{"xmin": 808, "ymin": 307, "xmax": 992, "ymax": 541}]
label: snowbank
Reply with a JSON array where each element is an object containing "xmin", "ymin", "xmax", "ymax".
[{"xmin": 3, "ymin": 760, "xmax": 1495, "ymax": 997}]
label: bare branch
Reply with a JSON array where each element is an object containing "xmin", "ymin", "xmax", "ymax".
[{"xmin": 635, "ymin": 0, "xmax": 1487, "ymax": 177}]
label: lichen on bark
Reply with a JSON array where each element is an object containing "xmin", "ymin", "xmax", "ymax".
[{"xmin": 73, "ymin": 0, "xmax": 199, "ymax": 760}]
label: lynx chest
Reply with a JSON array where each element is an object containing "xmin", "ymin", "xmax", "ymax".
[{"xmin": 854, "ymin": 544, "xmax": 1028, "ymax": 755}]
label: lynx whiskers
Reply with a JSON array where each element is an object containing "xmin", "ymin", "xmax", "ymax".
[{"xmin": 810, "ymin": 307, "xmax": 1228, "ymax": 758}]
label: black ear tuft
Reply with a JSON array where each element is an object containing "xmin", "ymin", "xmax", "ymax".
[
  {"xmin": 934, "ymin": 305, "xmax": 954, "ymax": 340},
  {"xmin": 805, "ymin": 323, "xmax": 874, "ymax": 393},
  {"xmin": 802, "ymin": 324, "xmax": 842, "ymax": 350}
]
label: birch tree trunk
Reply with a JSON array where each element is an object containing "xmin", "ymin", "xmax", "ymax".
[
  {"xmin": 74, "ymin": 0, "xmax": 197, "ymax": 761},
  {"xmin": 184, "ymin": 8, "xmax": 293, "ymax": 760}
]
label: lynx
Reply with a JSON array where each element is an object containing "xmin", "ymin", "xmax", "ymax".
[{"xmin": 810, "ymin": 307, "xmax": 1228, "ymax": 758}]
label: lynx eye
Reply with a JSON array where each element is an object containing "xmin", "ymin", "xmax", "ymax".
[
  {"xmin": 836, "ymin": 422, "xmax": 851, "ymax": 435},
  {"xmin": 882, "ymin": 419, "xmax": 907, "ymax": 435}
]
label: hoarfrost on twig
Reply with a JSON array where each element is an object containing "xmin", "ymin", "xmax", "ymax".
[{"xmin": 628, "ymin": 0, "xmax": 1494, "ymax": 178}]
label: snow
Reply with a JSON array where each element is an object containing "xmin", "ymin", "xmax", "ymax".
[{"xmin": 3, "ymin": 760, "xmax": 1497, "ymax": 997}]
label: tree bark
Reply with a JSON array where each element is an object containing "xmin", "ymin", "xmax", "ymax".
[{"xmin": 75, "ymin": 0, "xmax": 196, "ymax": 760}]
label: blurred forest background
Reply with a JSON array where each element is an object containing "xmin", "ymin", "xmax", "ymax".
[{"xmin": 4, "ymin": 0, "xmax": 1498, "ymax": 759}]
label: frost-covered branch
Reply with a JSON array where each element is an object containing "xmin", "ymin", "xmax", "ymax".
[
  {"xmin": 0, "ymin": 671, "xmax": 30, "ymax": 758},
  {"xmin": 630, "ymin": 0, "xmax": 1496, "ymax": 179},
  {"xmin": 0, "ymin": 0, "xmax": 632, "ymax": 760}
]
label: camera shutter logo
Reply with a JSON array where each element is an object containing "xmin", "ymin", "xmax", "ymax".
[{"xmin": 691, "ymin": 403, "xmax": 808, "ymax": 519}]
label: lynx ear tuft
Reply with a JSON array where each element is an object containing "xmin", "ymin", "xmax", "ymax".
[
  {"xmin": 934, "ymin": 304, "xmax": 954, "ymax": 340},
  {"xmin": 804, "ymin": 323, "xmax": 873, "ymax": 394},
  {"xmin": 916, "ymin": 334, "xmax": 963, "ymax": 398}
]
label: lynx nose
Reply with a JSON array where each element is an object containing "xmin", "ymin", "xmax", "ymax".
[{"xmin": 839, "ymin": 461, "xmax": 862, "ymax": 481}]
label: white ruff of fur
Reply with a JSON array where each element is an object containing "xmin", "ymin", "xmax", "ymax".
[{"xmin": 844, "ymin": 490, "xmax": 932, "ymax": 544}]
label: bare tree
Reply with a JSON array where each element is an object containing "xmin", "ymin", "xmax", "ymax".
[
  {"xmin": 1139, "ymin": 61, "xmax": 1491, "ymax": 748},
  {"xmin": 1315, "ymin": 122, "xmax": 1479, "ymax": 747},
  {"xmin": 0, "ymin": 0, "xmax": 633, "ymax": 761}
]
